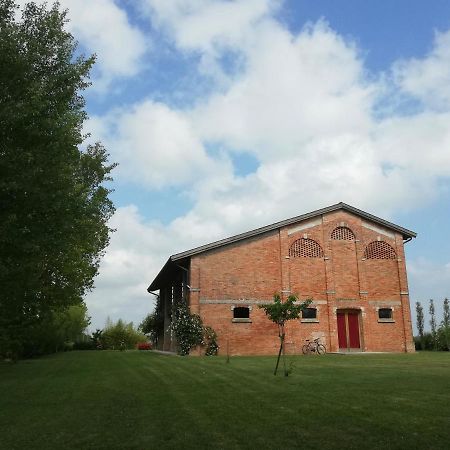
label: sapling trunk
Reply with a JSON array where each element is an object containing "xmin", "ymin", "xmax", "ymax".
[
  {"xmin": 260, "ymin": 294, "xmax": 312, "ymax": 376},
  {"xmin": 274, "ymin": 324, "xmax": 287, "ymax": 376},
  {"xmin": 274, "ymin": 335, "xmax": 283, "ymax": 375}
]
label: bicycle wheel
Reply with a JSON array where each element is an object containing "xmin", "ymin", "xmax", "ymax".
[
  {"xmin": 302, "ymin": 344, "xmax": 310, "ymax": 355},
  {"xmin": 317, "ymin": 344, "xmax": 326, "ymax": 355}
]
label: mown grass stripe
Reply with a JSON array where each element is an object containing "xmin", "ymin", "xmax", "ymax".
[{"xmin": 1, "ymin": 351, "xmax": 449, "ymax": 449}]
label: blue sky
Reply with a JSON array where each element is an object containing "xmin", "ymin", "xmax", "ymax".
[{"xmin": 17, "ymin": 1, "xmax": 450, "ymax": 331}]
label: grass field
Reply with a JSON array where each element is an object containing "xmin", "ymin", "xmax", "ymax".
[{"xmin": 1, "ymin": 351, "xmax": 449, "ymax": 449}]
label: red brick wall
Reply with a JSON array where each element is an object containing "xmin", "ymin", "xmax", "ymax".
[{"xmin": 188, "ymin": 210, "xmax": 415, "ymax": 355}]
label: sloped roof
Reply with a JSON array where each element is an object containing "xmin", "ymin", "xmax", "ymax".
[{"xmin": 148, "ymin": 202, "xmax": 416, "ymax": 291}]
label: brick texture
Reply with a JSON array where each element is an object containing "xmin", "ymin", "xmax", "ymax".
[{"xmin": 185, "ymin": 210, "xmax": 415, "ymax": 355}]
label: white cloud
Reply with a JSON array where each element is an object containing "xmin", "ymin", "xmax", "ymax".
[
  {"xmin": 141, "ymin": 0, "xmax": 278, "ymax": 85},
  {"xmin": 16, "ymin": 0, "xmax": 148, "ymax": 89},
  {"xmin": 393, "ymin": 29, "xmax": 450, "ymax": 111},
  {"xmin": 143, "ymin": 0, "xmax": 277, "ymax": 52},
  {"xmin": 374, "ymin": 112, "xmax": 450, "ymax": 177},
  {"xmin": 191, "ymin": 20, "xmax": 373, "ymax": 159},
  {"xmin": 83, "ymin": 2, "xmax": 450, "ymax": 328},
  {"xmin": 88, "ymin": 100, "xmax": 229, "ymax": 189},
  {"xmin": 86, "ymin": 205, "xmax": 169, "ymax": 329},
  {"xmin": 408, "ymin": 258, "xmax": 450, "ymax": 301}
]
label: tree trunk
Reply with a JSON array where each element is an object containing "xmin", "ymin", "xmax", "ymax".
[{"xmin": 274, "ymin": 324, "xmax": 286, "ymax": 376}]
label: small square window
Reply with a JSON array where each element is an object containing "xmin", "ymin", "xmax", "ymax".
[
  {"xmin": 232, "ymin": 306, "xmax": 251, "ymax": 322},
  {"xmin": 378, "ymin": 308, "xmax": 393, "ymax": 320},
  {"xmin": 302, "ymin": 308, "xmax": 317, "ymax": 319},
  {"xmin": 233, "ymin": 307, "xmax": 250, "ymax": 319}
]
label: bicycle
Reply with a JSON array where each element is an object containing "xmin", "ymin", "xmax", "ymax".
[{"xmin": 302, "ymin": 338, "xmax": 326, "ymax": 355}]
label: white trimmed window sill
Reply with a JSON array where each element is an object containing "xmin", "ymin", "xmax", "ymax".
[
  {"xmin": 378, "ymin": 319, "xmax": 395, "ymax": 323},
  {"xmin": 301, "ymin": 319, "xmax": 319, "ymax": 323},
  {"xmin": 232, "ymin": 318, "xmax": 252, "ymax": 323}
]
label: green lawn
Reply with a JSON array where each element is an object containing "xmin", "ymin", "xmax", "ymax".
[{"xmin": 1, "ymin": 351, "xmax": 449, "ymax": 449}]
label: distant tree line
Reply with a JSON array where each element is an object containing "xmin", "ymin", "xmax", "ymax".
[{"xmin": 415, "ymin": 299, "xmax": 450, "ymax": 351}]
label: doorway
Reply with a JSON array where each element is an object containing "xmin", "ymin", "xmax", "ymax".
[{"xmin": 337, "ymin": 310, "xmax": 362, "ymax": 351}]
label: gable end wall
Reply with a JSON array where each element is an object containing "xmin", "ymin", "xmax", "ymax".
[{"xmin": 188, "ymin": 210, "xmax": 414, "ymax": 355}]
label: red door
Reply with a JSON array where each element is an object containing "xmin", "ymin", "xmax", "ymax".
[
  {"xmin": 348, "ymin": 313, "xmax": 360, "ymax": 349},
  {"xmin": 337, "ymin": 313, "xmax": 347, "ymax": 349},
  {"xmin": 337, "ymin": 311, "xmax": 361, "ymax": 350}
]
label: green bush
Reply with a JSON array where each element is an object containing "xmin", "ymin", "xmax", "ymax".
[
  {"xmin": 204, "ymin": 326, "xmax": 219, "ymax": 356},
  {"xmin": 140, "ymin": 299, "xmax": 219, "ymax": 356},
  {"xmin": 101, "ymin": 318, "xmax": 147, "ymax": 350},
  {"xmin": 139, "ymin": 297, "xmax": 164, "ymax": 345},
  {"xmin": 170, "ymin": 305, "xmax": 204, "ymax": 356}
]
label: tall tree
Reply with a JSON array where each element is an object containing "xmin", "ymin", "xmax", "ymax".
[
  {"xmin": 440, "ymin": 298, "xmax": 450, "ymax": 351},
  {"xmin": 443, "ymin": 298, "xmax": 450, "ymax": 328},
  {"xmin": 429, "ymin": 299, "xmax": 437, "ymax": 350},
  {"xmin": 0, "ymin": 1, "xmax": 116, "ymax": 357},
  {"xmin": 415, "ymin": 301, "xmax": 425, "ymax": 350}
]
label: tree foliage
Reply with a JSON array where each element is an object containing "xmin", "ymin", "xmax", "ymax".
[
  {"xmin": 0, "ymin": 1, "xmax": 116, "ymax": 358},
  {"xmin": 442, "ymin": 299, "xmax": 450, "ymax": 351},
  {"xmin": 443, "ymin": 298, "xmax": 450, "ymax": 328},
  {"xmin": 429, "ymin": 299, "xmax": 437, "ymax": 350},
  {"xmin": 21, "ymin": 302, "xmax": 91, "ymax": 357},
  {"xmin": 415, "ymin": 299, "xmax": 450, "ymax": 351},
  {"xmin": 170, "ymin": 301, "xmax": 204, "ymax": 356},
  {"xmin": 139, "ymin": 296, "xmax": 164, "ymax": 345},
  {"xmin": 144, "ymin": 298, "xmax": 219, "ymax": 356},
  {"xmin": 259, "ymin": 294, "xmax": 312, "ymax": 376},
  {"xmin": 416, "ymin": 301, "xmax": 425, "ymax": 349},
  {"xmin": 259, "ymin": 294, "xmax": 311, "ymax": 327}
]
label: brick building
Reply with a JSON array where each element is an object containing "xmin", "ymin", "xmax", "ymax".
[{"xmin": 148, "ymin": 203, "xmax": 416, "ymax": 355}]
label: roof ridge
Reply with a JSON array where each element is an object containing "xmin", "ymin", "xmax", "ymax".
[{"xmin": 170, "ymin": 202, "xmax": 416, "ymax": 262}]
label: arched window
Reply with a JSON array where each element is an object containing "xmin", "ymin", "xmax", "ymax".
[
  {"xmin": 364, "ymin": 241, "xmax": 397, "ymax": 259},
  {"xmin": 331, "ymin": 226, "xmax": 355, "ymax": 241},
  {"xmin": 289, "ymin": 238, "xmax": 324, "ymax": 258}
]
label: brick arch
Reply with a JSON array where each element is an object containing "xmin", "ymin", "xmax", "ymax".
[
  {"xmin": 331, "ymin": 226, "xmax": 355, "ymax": 241},
  {"xmin": 364, "ymin": 241, "xmax": 397, "ymax": 259},
  {"xmin": 289, "ymin": 238, "xmax": 324, "ymax": 258}
]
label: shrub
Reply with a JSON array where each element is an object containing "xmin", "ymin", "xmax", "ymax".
[
  {"xmin": 170, "ymin": 305, "xmax": 204, "ymax": 356},
  {"xmin": 101, "ymin": 318, "xmax": 147, "ymax": 350},
  {"xmin": 169, "ymin": 300, "xmax": 219, "ymax": 356},
  {"xmin": 204, "ymin": 327, "xmax": 219, "ymax": 356},
  {"xmin": 139, "ymin": 297, "xmax": 164, "ymax": 345}
]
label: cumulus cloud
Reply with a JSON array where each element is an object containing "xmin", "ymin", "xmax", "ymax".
[
  {"xmin": 143, "ymin": 0, "xmax": 277, "ymax": 52},
  {"xmin": 82, "ymin": 1, "xmax": 450, "ymax": 326},
  {"xmin": 374, "ymin": 112, "xmax": 450, "ymax": 177},
  {"xmin": 88, "ymin": 100, "xmax": 229, "ymax": 189},
  {"xmin": 394, "ymin": 29, "xmax": 450, "ymax": 111},
  {"xmin": 191, "ymin": 20, "xmax": 373, "ymax": 159}
]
